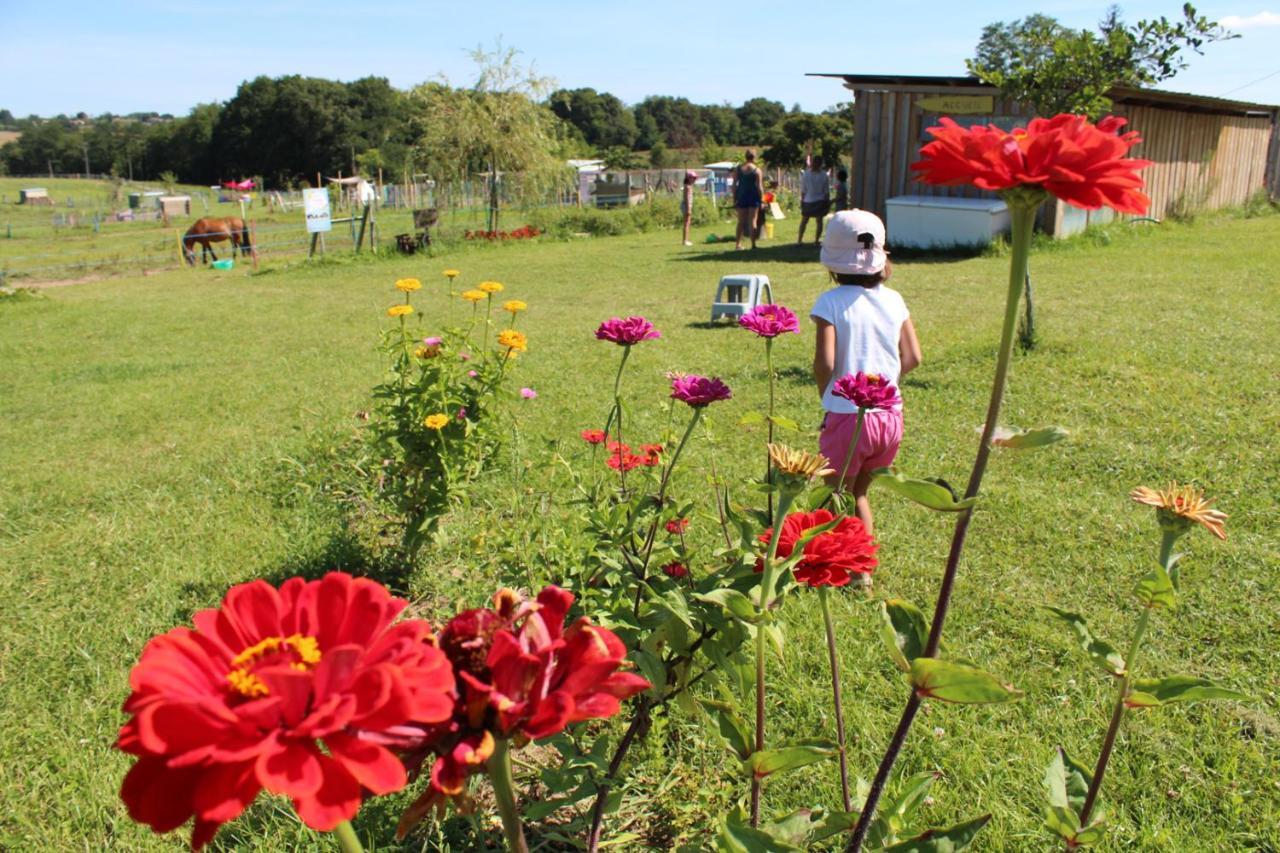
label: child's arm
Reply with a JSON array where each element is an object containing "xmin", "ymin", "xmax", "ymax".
[
  {"xmin": 899, "ymin": 317, "xmax": 922, "ymax": 376},
  {"xmin": 813, "ymin": 318, "xmax": 836, "ymax": 395}
]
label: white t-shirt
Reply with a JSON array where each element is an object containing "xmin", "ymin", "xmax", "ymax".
[
  {"xmin": 801, "ymin": 170, "xmax": 830, "ymax": 203},
  {"xmin": 810, "ymin": 284, "xmax": 910, "ymax": 413}
]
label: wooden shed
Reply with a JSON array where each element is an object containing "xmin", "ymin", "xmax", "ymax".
[
  {"xmin": 19, "ymin": 187, "xmax": 52, "ymax": 205},
  {"xmin": 810, "ymin": 74, "xmax": 1280, "ymax": 236},
  {"xmin": 157, "ymin": 195, "xmax": 192, "ymax": 218}
]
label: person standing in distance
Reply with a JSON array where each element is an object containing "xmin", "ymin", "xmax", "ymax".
[{"xmin": 733, "ymin": 150, "xmax": 764, "ymax": 250}]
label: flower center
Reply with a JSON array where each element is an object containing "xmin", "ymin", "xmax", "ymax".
[{"xmin": 226, "ymin": 634, "xmax": 322, "ymax": 698}]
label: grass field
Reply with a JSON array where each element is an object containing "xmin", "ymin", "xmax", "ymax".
[
  {"xmin": 1, "ymin": 206, "xmax": 1277, "ymax": 851},
  {"xmin": 0, "ymin": 177, "xmax": 567, "ymax": 282}
]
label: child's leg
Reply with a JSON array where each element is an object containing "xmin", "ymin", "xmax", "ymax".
[
  {"xmin": 682, "ymin": 214, "xmax": 691, "ymax": 244},
  {"xmin": 852, "ymin": 468, "xmax": 876, "ymax": 535},
  {"xmin": 797, "ymin": 214, "xmax": 808, "ymax": 243}
]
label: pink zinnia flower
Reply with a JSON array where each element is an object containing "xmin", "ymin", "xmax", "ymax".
[
  {"xmin": 456, "ymin": 408, "xmax": 467, "ymax": 420},
  {"xmin": 467, "ymin": 370, "xmax": 478, "ymax": 378},
  {"xmin": 580, "ymin": 429, "xmax": 607, "ymax": 445},
  {"xmin": 738, "ymin": 304, "xmax": 800, "ymax": 338},
  {"xmin": 670, "ymin": 374, "xmax": 732, "ymax": 408},
  {"xmin": 832, "ymin": 372, "xmax": 901, "ymax": 410},
  {"xmin": 596, "ymin": 316, "xmax": 661, "ymax": 346},
  {"xmin": 520, "ymin": 387, "xmax": 537, "ymax": 400},
  {"xmin": 423, "ymin": 336, "xmax": 443, "ymax": 347},
  {"xmin": 665, "ymin": 518, "xmax": 689, "ymax": 535}
]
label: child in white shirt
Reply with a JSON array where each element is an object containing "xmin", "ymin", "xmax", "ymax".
[{"xmin": 811, "ymin": 209, "xmax": 922, "ymax": 534}]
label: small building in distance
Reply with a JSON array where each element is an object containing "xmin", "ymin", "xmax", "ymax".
[
  {"xmin": 809, "ymin": 73, "xmax": 1280, "ymax": 237},
  {"xmin": 19, "ymin": 187, "xmax": 52, "ymax": 205}
]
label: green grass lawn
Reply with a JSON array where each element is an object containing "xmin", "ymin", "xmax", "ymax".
[{"xmin": 1, "ymin": 209, "xmax": 1277, "ymax": 851}]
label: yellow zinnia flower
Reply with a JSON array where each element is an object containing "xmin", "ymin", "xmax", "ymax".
[
  {"xmin": 395, "ymin": 278, "xmax": 422, "ymax": 292},
  {"xmin": 442, "ymin": 269, "xmax": 460, "ymax": 279},
  {"xmin": 503, "ymin": 299, "xmax": 527, "ymax": 314},
  {"xmin": 767, "ymin": 443, "xmax": 834, "ymax": 482},
  {"xmin": 423, "ymin": 413, "xmax": 448, "ymax": 430},
  {"xmin": 496, "ymin": 329, "xmax": 528, "ymax": 352},
  {"xmin": 1130, "ymin": 482, "xmax": 1228, "ymax": 540},
  {"xmin": 478, "ymin": 281, "xmax": 504, "ymax": 294},
  {"xmin": 461, "ymin": 290, "xmax": 486, "ymax": 303},
  {"xmin": 387, "ymin": 304, "xmax": 414, "ymax": 317}
]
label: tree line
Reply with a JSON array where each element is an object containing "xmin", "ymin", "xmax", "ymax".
[{"xmin": 0, "ymin": 76, "xmax": 851, "ymax": 188}]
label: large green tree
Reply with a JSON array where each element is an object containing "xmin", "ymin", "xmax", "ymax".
[
  {"xmin": 634, "ymin": 96, "xmax": 706, "ymax": 149},
  {"xmin": 762, "ymin": 112, "xmax": 848, "ymax": 168},
  {"xmin": 412, "ymin": 44, "xmax": 571, "ymax": 229},
  {"xmin": 968, "ymin": 4, "xmax": 1237, "ymax": 116},
  {"xmin": 736, "ymin": 97, "xmax": 787, "ymax": 144},
  {"xmin": 548, "ymin": 87, "xmax": 638, "ymax": 150}
]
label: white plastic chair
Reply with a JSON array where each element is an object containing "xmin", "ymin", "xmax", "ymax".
[{"xmin": 711, "ymin": 274, "xmax": 773, "ymax": 321}]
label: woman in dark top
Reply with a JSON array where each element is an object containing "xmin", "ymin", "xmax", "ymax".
[{"xmin": 733, "ymin": 150, "xmax": 764, "ymax": 250}]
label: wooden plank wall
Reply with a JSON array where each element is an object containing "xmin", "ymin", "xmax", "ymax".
[
  {"xmin": 1114, "ymin": 105, "xmax": 1274, "ymax": 217},
  {"xmin": 849, "ymin": 87, "xmax": 1278, "ymax": 234}
]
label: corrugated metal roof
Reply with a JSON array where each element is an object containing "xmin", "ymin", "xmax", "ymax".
[{"xmin": 807, "ymin": 73, "xmax": 1279, "ymax": 115}]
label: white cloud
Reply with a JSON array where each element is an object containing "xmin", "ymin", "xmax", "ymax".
[{"xmin": 1220, "ymin": 11, "xmax": 1280, "ymax": 29}]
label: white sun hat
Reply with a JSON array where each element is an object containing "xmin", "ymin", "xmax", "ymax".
[{"xmin": 820, "ymin": 209, "xmax": 888, "ymax": 275}]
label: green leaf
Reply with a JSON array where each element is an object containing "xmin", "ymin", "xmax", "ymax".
[
  {"xmin": 1043, "ymin": 746, "xmax": 1096, "ymax": 843},
  {"xmin": 702, "ymin": 699, "xmax": 754, "ymax": 761},
  {"xmin": 910, "ymin": 659, "xmax": 1023, "ymax": 704},
  {"xmin": 715, "ymin": 813, "xmax": 802, "ymax": 852},
  {"xmin": 880, "ymin": 599, "xmax": 930, "ymax": 673},
  {"xmin": 654, "ymin": 588, "xmax": 695, "ymax": 630},
  {"xmin": 769, "ymin": 414, "xmax": 800, "ymax": 432},
  {"xmin": 696, "ymin": 588, "xmax": 760, "ymax": 623},
  {"xmin": 872, "ymin": 467, "xmax": 977, "ymax": 512},
  {"xmin": 1134, "ymin": 565, "xmax": 1177, "ymax": 609},
  {"xmin": 765, "ymin": 623, "xmax": 786, "ymax": 662},
  {"xmin": 882, "ymin": 814, "xmax": 991, "ymax": 852},
  {"xmin": 800, "ymin": 485, "xmax": 834, "ymax": 512},
  {"xmin": 868, "ymin": 771, "xmax": 937, "ymax": 849},
  {"xmin": 807, "ymin": 810, "xmax": 860, "ymax": 844},
  {"xmin": 1126, "ymin": 675, "xmax": 1251, "ymax": 708},
  {"xmin": 743, "ymin": 740, "xmax": 837, "ymax": 780},
  {"xmin": 737, "ymin": 411, "xmax": 766, "ymax": 427},
  {"xmin": 764, "ymin": 809, "xmax": 818, "ymax": 846},
  {"xmin": 1045, "ymin": 607, "xmax": 1126, "ymax": 677},
  {"xmin": 631, "ymin": 649, "xmax": 667, "ymax": 696},
  {"xmin": 990, "ymin": 425, "xmax": 1069, "ymax": 449}
]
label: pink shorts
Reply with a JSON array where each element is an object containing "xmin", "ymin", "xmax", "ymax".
[{"xmin": 819, "ymin": 409, "xmax": 903, "ymax": 483}]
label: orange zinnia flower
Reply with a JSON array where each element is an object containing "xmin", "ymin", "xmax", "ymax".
[{"xmin": 1130, "ymin": 482, "xmax": 1228, "ymax": 540}]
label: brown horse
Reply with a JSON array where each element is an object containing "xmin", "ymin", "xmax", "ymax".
[{"xmin": 182, "ymin": 217, "xmax": 253, "ymax": 266}]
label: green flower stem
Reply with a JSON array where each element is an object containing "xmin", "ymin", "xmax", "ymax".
[
  {"xmin": 332, "ymin": 820, "xmax": 364, "ymax": 853},
  {"xmin": 609, "ymin": 346, "xmax": 632, "ymax": 493},
  {"xmin": 765, "ymin": 338, "xmax": 776, "ymax": 518},
  {"xmin": 751, "ymin": 488, "xmax": 798, "ymax": 826},
  {"xmin": 818, "ymin": 585, "xmax": 853, "ymax": 813},
  {"xmin": 834, "ymin": 407, "xmax": 868, "ymax": 494},
  {"xmin": 637, "ymin": 408, "xmax": 705, "ymax": 615},
  {"xmin": 488, "ymin": 738, "xmax": 529, "ymax": 853},
  {"xmin": 1077, "ymin": 527, "xmax": 1178, "ymax": 830},
  {"xmin": 848, "ymin": 194, "xmax": 1043, "ymax": 853},
  {"xmin": 483, "ymin": 296, "xmax": 494, "ymax": 354}
]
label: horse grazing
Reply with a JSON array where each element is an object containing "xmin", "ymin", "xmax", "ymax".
[{"xmin": 182, "ymin": 217, "xmax": 253, "ymax": 266}]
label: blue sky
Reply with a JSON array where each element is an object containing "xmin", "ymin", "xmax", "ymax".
[{"xmin": 3, "ymin": 0, "xmax": 1278, "ymax": 116}]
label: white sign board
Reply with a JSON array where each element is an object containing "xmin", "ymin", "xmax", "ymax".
[{"xmin": 303, "ymin": 188, "xmax": 332, "ymax": 233}]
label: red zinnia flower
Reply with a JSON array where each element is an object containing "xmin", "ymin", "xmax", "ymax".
[
  {"xmin": 400, "ymin": 587, "xmax": 650, "ymax": 829},
  {"xmin": 116, "ymin": 572, "xmax": 456, "ymax": 849},
  {"xmin": 665, "ymin": 518, "xmax": 689, "ymax": 535},
  {"xmin": 756, "ymin": 510, "xmax": 878, "ymax": 587},
  {"xmin": 910, "ymin": 114, "xmax": 1151, "ymax": 214},
  {"xmin": 662, "ymin": 561, "xmax": 690, "ymax": 578},
  {"xmin": 607, "ymin": 450, "xmax": 646, "ymax": 471},
  {"xmin": 580, "ymin": 429, "xmax": 608, "ymax": 445}
]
